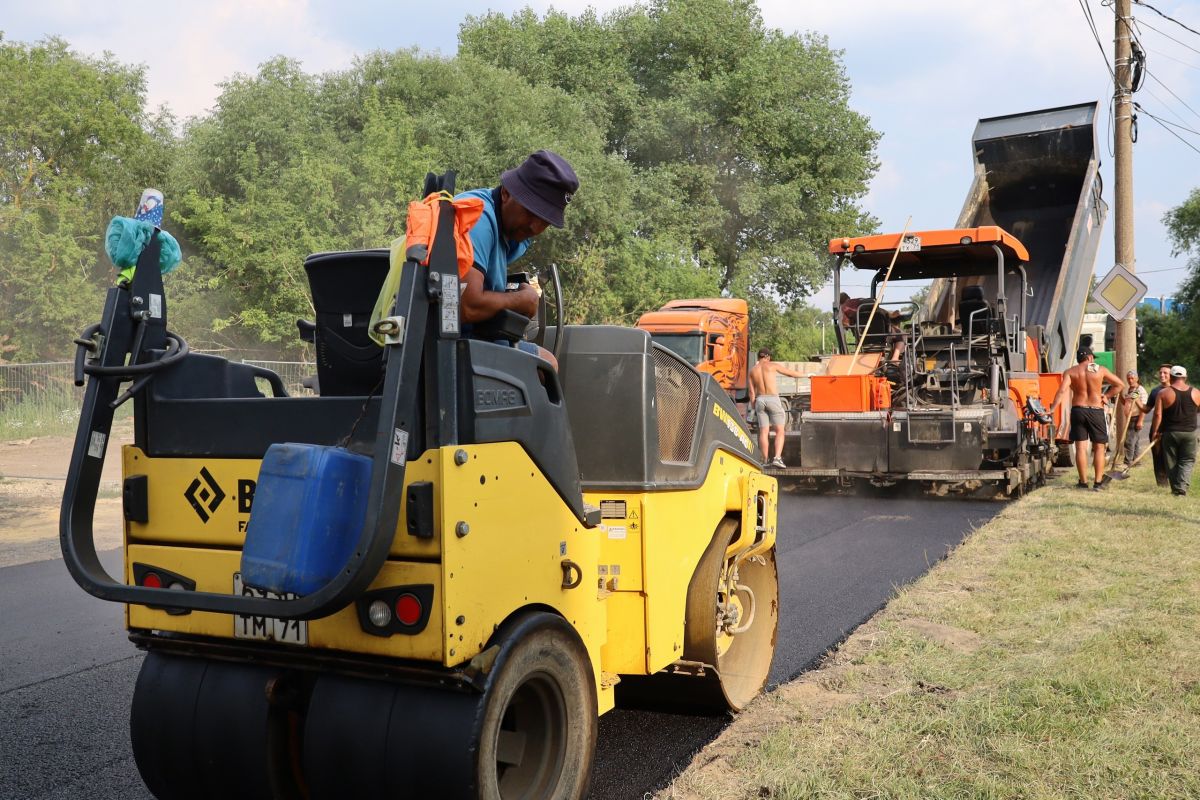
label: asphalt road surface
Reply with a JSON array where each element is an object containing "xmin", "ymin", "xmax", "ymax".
[{"xmin": 0, "ymin": 489, "xmax": 1001, "ymax": 800}]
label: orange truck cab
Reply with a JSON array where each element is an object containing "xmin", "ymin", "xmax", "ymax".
[{"xmin": 636, "ymin": 299, "xmax": 750, "ymax": 401}]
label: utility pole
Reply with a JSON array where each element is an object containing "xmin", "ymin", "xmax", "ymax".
[
  {"xmin": 1113, "ymin": 0, "xmax": 1137, "ymax": 381},
  {"xmin": 1112, "ymin": 0, "xmax": 1137, "ymax": 462}
]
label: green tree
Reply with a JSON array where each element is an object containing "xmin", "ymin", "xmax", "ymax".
[
  {"xmin": 460, "ymin": 0, "xmax": 880, "ymax": 318},
  {"xmin": 174, "ymin": 50, "xmax": 714, "ymax": 346},
  {"xmin": 1152, "ymin": 189, "xmax": 1200, "ymax": 371},
  {"xmin": 0, "ymin": 36, "xmax": 174, "ymax": 359}
]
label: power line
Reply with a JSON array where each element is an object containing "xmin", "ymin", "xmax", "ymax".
[
  {"xmin": 1141, "ymin": 84, "xmax": 1195, "ymax": 127},
  {"xmin": 1080, "ymin": 0, "xmax": 1118, "ymax": 80},
  {"xmin": 1137, "ymin": 103, "xmax": 1200, "ymax": 137},
  {"xmin": 1135, "ymin": 17, "xmax": 1200, "ymax": 57},
  {"xmin": 1142, "ymin": 44, "xmax": 1200, "ymax": 71},
  {"xmin": 1136, "ymin": 104, "xmax": 1200, "ymax": 155},
  {"xmin": 1138, "ymin": 266, "xmax": 1190, "ymax": 274},
  {"xmin": 1132, "ymin": 0, "xmax": 1200, "ymax": 39},
  {"xmin": 1144, "ymin": 68, "xmax": 1200, "ymax": 122}
]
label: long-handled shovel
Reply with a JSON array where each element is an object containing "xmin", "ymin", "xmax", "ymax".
[{"xmin": 1110, "ymin": 435, "xmax": 1159, "ymax": 480}]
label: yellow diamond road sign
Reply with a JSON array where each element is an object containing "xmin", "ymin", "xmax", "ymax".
[{"xmin": 1092, "ymin": 264, "xmax": 1148, "ymax": 321}]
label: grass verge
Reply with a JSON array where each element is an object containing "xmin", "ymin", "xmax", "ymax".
[{"xmin": 661, "ymin": 465, "xmax": 1200, "ymax": 800}]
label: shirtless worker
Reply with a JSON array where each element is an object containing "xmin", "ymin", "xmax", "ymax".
[
  {"xmin": 1049, "ymin": 346, "xmax": 1124, "ymax": 489},
  {"xmin": 748, "ymin": 348, "xmax": 806, "ymax": 468}
]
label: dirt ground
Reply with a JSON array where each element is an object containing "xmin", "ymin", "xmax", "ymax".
[{"xmin": 0, "ymin": 424, "xmax": 130, "ymax": 568}]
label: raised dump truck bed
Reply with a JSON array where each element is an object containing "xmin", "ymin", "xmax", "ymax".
[{"xmin": 927, "ymin": 102, "xmax": 1108, "ymax": 373}]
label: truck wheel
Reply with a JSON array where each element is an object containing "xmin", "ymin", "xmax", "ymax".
[
  {"xmin": 685, "ymin": 517, "xmax": 779, "ymax": 711},
  {"xmin": 475, "ymin": 612, "xmax": 597, "ymax": 800}
]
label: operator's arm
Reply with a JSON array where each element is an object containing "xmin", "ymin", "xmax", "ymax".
[
  {"xmin": 747, "ymin": 368, "xmax": 757, "ymax": 404},
  {"xmin": 460, "ymin": 268, "xmax": 539, "ymax": 323},
  {"xmin": 777, "ymin": 366, "xmax": 808, "ymax": 379}
]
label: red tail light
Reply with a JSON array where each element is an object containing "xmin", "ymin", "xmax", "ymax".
[{"xmin": 395, "ymin": 593, "xmax": 422, "ymax": 626}]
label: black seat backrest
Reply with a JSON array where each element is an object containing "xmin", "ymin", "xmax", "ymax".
[
  {"xmin": 958, "ymin": 285, "xmax": 991, "ymax": 333},
  {"xmin": 303, "ymin": 250, "xmax": 389, "ymax": 396}
]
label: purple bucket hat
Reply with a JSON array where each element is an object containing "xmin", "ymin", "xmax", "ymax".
[{"xmin": 500, "ymin": 150, "xmax": 579, "ymax": 228}]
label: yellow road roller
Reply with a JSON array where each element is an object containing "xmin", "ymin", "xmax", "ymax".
[{"xmin": 60, "ymin": 172, "xmax": 778, "ymax": 799}]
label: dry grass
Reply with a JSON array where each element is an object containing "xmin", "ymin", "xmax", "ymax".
[{"xmin": 660, "ymin": 465, "xmax": 1200, "ymax": 800}]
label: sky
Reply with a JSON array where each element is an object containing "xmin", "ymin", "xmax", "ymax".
[{"xmin": 3, "ymin": 0, "xmax": 1199, "ymax": 310}]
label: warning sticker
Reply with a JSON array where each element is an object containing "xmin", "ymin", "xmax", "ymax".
[
  {"xmin": 390, "ymin": 428, "xmax": 409, "ymax": 466},
  {"xmin": 600, "ymin": 500, "xmax": 626, "ymax": 519},
  {"xmin": 606, "ymin": 526, "xmax": 627, "ymax": 540},
  {"xmin": 87, "ymin": 431, "xmax": 107, "ymax": 459}
]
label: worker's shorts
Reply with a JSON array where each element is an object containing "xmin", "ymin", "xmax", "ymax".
[
  {"xmin": 1069, "ymin": 406, "xmax": 1108, "ymax": 444},
  {"xmin": 755, "ymin": 395, "xmax": 787, "ymax": 427}
]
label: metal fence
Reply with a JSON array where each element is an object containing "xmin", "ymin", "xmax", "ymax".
[
  {"xmin": 241, "ymin": 360, "xmax": 317, "ymax": 397},
  {"xmin": 0, "ymin": 361, "xmax": 81, "ymax": 411},
  {"xmin": 0, "ymin": 359, "xmax": 316, "ymax": 436}
]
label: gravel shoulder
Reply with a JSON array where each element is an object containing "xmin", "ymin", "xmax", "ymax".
[{"xmin": 0, "ymin": 426, "xmax": 129, "ymax": 568}]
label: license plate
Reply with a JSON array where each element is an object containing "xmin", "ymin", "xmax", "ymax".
[
  {"xmin": 899, "ymin": 234, "xmax": 921, "ymax": 252},
  {"xmin": 233, "ymin": 573, "xmax": 308, "ymax": 645}
]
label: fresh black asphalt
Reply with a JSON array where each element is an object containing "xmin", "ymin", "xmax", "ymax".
[{"xmin": 0, "ymin": 491, "xmax": 1002, "ymax": 800}]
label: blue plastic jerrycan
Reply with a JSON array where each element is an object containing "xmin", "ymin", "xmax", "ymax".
[{"xmin": 240, "ymin": 443, "xmax": 373, "ymax": 596}]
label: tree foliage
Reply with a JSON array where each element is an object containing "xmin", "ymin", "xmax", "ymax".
[
  {"xmin": 1148, "ymin": 189, "xmax": 1200, "ymax": 372},
  {"xmin": 459, "ymin": 0, "xmax": 879, "ymax": 351},
  {"xmin": 0, "ymin": 36, "xmax": 174, "ymax": 359},
  {"xmin": 0, "ymin": 4, "xmax": 880, "ymax": 360}
]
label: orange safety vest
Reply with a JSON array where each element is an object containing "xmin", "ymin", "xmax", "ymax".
[
  {"xmin": 369, "ymin": 191, "xmax": 485, "ymax": 346},
  {"xmin": 403, "ymin": 191, "xmax": 484, "ymax": 279}
]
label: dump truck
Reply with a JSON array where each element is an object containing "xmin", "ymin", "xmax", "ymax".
[
  {"xmin": 61, "ymin": 173, "xmax": 779, "ymax": 800},
  {"xmin": 768, "ymin": 102, "xmax": 1108, "ymax": 485},
  {"xmin": 636, "ymin": 299, "xmax": 750, "ymax": 402}
]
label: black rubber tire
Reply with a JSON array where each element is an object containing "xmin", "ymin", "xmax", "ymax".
[
  {"xmin": 475, "ymin": 612, "xmax": 597, "ymax": 800},
  {"xmin": 131, "ymin": 652, "xmax": 292, "ymax": 800},
  {"xmin": 304, "ymin": 612, "xmax": 596, "ymax": 800}
]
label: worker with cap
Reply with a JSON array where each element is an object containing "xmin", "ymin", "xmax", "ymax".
[
  {"xmin": 456, "ymin": 150, "xmax": 579, "ymax": 358},
  {"xmin": 1149, "ymin": 365, "xmax": 1200, "ymax": 496},
  {"xmin": 1120, "ymin": 369, "xmax": 1149, "ymax": 466}
]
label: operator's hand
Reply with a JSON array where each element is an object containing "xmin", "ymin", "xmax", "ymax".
[
  {"xmin": 512, "ymin": 283, "xmax": 540, "ymax": 317},
  {"xmin": 527, "ymin": 274, "xmax": 543, "ymax": 297}
]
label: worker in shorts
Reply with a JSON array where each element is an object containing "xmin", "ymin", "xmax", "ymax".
[
  {"xmin": 1050, "ymin": 347, "xmax": 1123, "ymax": 489},
  {"xmin": 748, "ymin": 348, "xmax": 806, "ymax": 468}
]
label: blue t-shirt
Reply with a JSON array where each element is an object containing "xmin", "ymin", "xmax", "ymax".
[{"xmin": 456, "ymin": 187, "xmax": 532, "ymax": 291}]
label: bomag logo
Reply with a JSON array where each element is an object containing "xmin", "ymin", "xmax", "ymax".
[
  {"xmin": 184, "ymin": 467, "xmax": 226, "ymax": 523},
  {"xmin": 183, "ymin": 468, "xmax": 257, "ymax": 526},
  {"xmin": 712, "ymin": 403, "xmax": 753, "ymax": 452}
]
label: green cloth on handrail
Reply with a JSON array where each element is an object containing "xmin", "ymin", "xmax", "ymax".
[{"xmin": 105, "ymin": 216, "xmax": 182, "ymax": 283}]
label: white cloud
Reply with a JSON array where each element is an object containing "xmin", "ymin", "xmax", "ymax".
[{"xmin": 7, "ymin": 0, "xmax": 357, "ymax": 120}]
